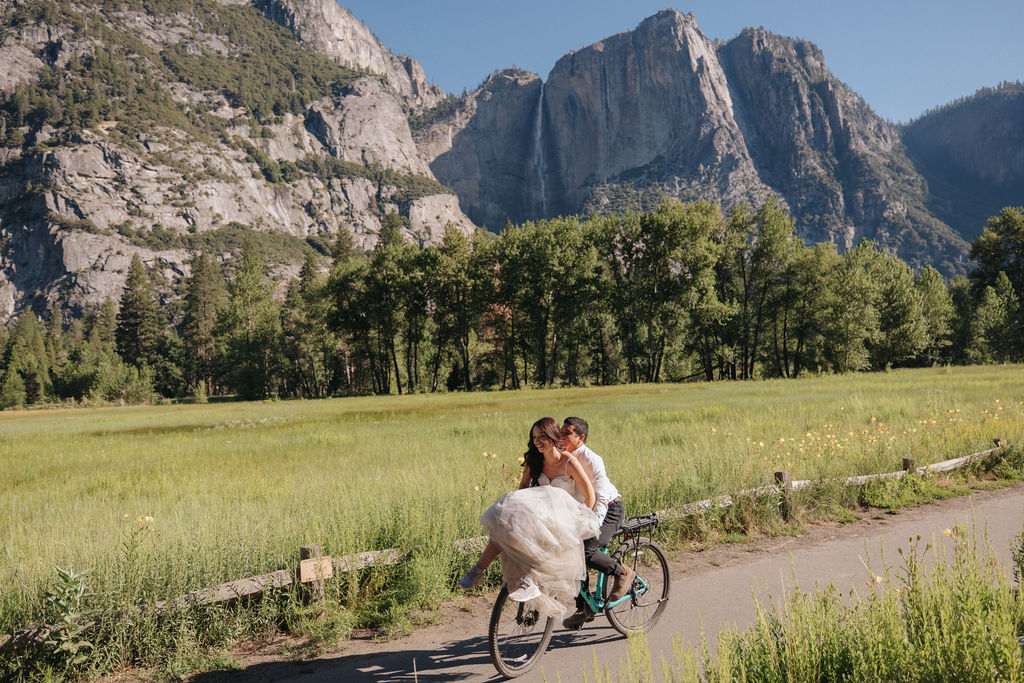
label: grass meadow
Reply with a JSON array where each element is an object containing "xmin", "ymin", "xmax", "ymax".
[{"xmin": 2, "ymin": 365, "xmax": 1024, "ymax": 677}]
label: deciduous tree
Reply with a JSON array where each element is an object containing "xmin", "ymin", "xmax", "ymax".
[
  {"xmin": 281, "ymin": 253, "xmax": 340, "ymax": 398},
  {"xmin": 916, "ymin": 266, "xmax": 954, "ymax": 365}
]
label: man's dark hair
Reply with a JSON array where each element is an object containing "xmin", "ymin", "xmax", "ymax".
[{"xmin": 563, "ymin": 416, "xmax": 588, "ymax": 442}]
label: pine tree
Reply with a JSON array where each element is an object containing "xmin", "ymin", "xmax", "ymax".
[
  {"xmin": 90, "ymin": 298, "xmax": 118, "ymax": 346},
  {"xmin": 218, "ymin": 241, "xmax": 281, "ymax": 400},
  {"xmin": 115, "ymin": 254, "xmax": 163, "ymax": 367},
  {"xmin": 970, "ymin": 206, "xmax": 1024, "ymax": 295},
  {"xmin": 332, "ymin": 227, "xmax": 357, "ymax": 267},
  {"xmin": 0, "ymin": 313, "xmax": 52, "ymax": 407},
  {"xmin": 973, "ymin": 272, "xmax": 1022, "ymax": 362},
  {"xmin": 327, "ymin": 252, "xmax": 373, "ymax": 394},
  {"xmin": 868, "ymin": 252, "xmax": 928, "ymax": 369},
  {"xmin": 181, "ymin": 251, "xmax": 228, "ymax": 396},
  {"xmin": 0, "ymin": 353, "xmax": 26, "ymax": 409}
]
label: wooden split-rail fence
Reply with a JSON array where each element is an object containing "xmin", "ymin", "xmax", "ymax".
[{"xmin": 0, "ymin": 439, "xmax": 1008, "ymax": 653}]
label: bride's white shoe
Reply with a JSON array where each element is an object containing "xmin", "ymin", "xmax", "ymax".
[
  {"xmin": 457, "ymin": 565, "xmax": 484, "ymax": 590},
  {"xmin": 508, "ymin": 575, "xmax": 541, "ymax": 602}
]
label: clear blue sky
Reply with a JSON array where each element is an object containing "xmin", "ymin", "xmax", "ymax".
[{"xmin": 339, "ymin": 0, "xmax": 1023, "ymax": 123}]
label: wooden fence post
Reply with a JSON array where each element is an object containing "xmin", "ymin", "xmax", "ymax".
[
  {"xmin": 774, "ymin": 470, "xmax": 793, "ymax": 522},
  {"xmin": 299, "ymin": 545, "xmax": 326, "ymax": 603},
  {"xmin": 902, "ymin": 458, "xmax": 916, "ymax": 473}
]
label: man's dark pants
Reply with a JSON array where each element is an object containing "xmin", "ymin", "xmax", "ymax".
[{"xmin": 576, "ymin": 499, "xmax": 625, "ymax": 610}]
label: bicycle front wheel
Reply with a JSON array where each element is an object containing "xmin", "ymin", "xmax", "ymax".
[
  {"xmin": 605, "ymin": 537, "xmax": 670, "ymax": 635},
  {"xmin": 488, "ymin": 585, "xmax": 555, "ymax": 678}
]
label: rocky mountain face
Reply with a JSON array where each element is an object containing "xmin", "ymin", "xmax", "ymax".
[
  {"xmin": 0, "ymin": 0, "xmax": 473, "ymax": 322},
  {"xmin": 415, "ymin": 68, "xmax": 543, "ymax": 228},
  {"xmin": 417, "ymin": 10, "xmax": 971, "ymax": 273},
  {"xmin": 253, "ymin": 0, "xmax": 445, "ymax": 111},
  {"xmin": 902, "ymin": 82, "xmax": 1024, "ymax": 241},
  {"xmin": 541, "ymin": 12, "xmax": 769, "ymax": 218}
]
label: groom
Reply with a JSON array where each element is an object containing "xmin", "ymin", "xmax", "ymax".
[{"xmin": 560, "ymin": 416, "xmax": 634, "ymax": 630}]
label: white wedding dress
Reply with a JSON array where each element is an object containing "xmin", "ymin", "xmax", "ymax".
[{"xmin": 479, "ymin": 475, "xmax": 601, "ymax": 617}]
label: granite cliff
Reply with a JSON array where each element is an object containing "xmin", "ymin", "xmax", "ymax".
[
  {"xmin": 0, "ymin": 0, "xmax": 473, "ymax": 321},
  {"xmin": 252, "ymin": 0, "xmax": 444, "ymax": 111},
  {"xmin": 417, "ymin": 10, "xmax": 973, "ymax": 273}
]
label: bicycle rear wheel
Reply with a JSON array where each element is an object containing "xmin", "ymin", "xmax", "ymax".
[
  {"xmin": 488, "ymin": 585, "xmax": 555, "ymax": 678},
  {"xmin": 605, "ymin": 537, "xmax": 670, "ymax": 635}
]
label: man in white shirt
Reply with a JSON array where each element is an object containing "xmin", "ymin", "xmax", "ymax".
[{"xmin": 560, "ymin": 417, "xmax": 634, "ymax": 629}]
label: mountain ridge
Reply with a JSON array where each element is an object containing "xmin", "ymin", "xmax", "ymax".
[{"xmin": 0, "ymin": 3, "xmax": 1018, "ymax": 324}]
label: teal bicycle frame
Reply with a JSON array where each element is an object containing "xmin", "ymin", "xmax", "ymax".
[{"xmin": 576, "ymin": 547, "xmax": 649, "ymax": 613}]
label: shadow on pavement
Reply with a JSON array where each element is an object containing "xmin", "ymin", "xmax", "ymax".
[
  {"xmin": 189, "ymin": 623, "xmax": 626, "ymax": 682},
  {"xmin": 190, "ymin": 633, "xmax": 496, "ymax": 682}
]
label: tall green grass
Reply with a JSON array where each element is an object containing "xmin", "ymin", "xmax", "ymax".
[
  {"xmin": 2, "ymin": 366, "xmax": 1023, "ymax": 677},
  {"xmin": 598, "ymin": 524, "xmax": 1024, "ymax": 682}
]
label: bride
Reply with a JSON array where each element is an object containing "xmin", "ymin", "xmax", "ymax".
[{"xmin": 458, "ymin": 417, "xmax": 600, "ymax": 616}]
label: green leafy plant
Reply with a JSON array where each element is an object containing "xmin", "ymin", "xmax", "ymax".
[
  {"xmin": 859, "ymin": 473, "xmax": 966, "ymax": 512},
  {"xmin": 1012, "ymin": 527, "xmax": 1024, "ymax": 587},
  {"xmin": 43, "ymin": 565, "xmax": 94, "ymax": 674}
]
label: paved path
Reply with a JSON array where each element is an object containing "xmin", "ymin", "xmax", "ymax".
[{"xmin": 190, "ymin": 482, "xmax": 1024, "ymax": 683}]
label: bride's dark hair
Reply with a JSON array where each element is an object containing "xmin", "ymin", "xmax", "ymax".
[{"xmin": 524, "ymin": 417, "xmax": 566, "ymax": 486}]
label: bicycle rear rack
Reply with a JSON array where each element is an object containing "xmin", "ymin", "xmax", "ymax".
[{"xmin": 617, "ymin": 513, "xmax": 659, "ymax": 540}]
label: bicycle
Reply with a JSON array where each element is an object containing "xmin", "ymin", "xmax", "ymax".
[{"xmin": 487, "ymin": 513, "xmax": 670, "ymax": 679}]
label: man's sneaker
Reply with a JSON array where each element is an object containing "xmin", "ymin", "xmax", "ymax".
[
  {"xmin": 607, "ymin": 565, "xmax": 636, "ymax": 602},
  {"xmin": 562, "ymin": 607, "xmax": 595, "ymax": 630},
  {"xmin": 457, "ymin": 565, "xmax": 484, "ymax": 591}
]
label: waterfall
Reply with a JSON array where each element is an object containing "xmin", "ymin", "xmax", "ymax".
[{"xmin": 532, "ymin": 82, "xmax": 548, "ymax": 218}]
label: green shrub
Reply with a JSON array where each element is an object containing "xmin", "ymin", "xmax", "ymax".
[{"xmin": 859, "ymin": 473, "xmax": 967, "ymax": 512}]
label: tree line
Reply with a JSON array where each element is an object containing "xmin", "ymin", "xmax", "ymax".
[{"xmin": 1, "ymin": 200, "xmax": 1022, "ymax": 408}]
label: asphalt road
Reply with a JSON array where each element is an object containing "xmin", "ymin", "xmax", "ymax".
[{"xmin": 190, "ymin": 481, "xmax": 1024, "ymax": 683}]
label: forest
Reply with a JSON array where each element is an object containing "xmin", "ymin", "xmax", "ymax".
[{"xmin": 1, "ymin": 199, "xmax": 1022, "ymax": 408}]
